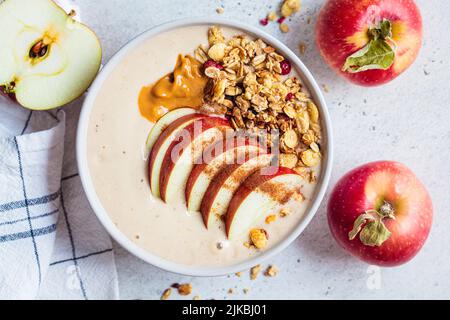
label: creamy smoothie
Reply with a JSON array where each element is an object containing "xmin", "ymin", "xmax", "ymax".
[{"xmin": 87, "ymin": 25, "xmax": 322, "ymax": 267}]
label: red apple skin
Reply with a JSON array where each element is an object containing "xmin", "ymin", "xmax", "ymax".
[
  {"xmin": 185, "ymin": 136, "xmax": 264, "ymax": 206},
  {"xmin": 148, "ymin": 113, "xmax": 206, "ymax": 194},
  {"xmin": 316, "ymin": 0, "xmax": 423, "ymax": 86},
  {"xmin": 159, "ymin": 116, "xmax": 231, "ymax": 202},
  {"xmin": 328, "ymin": 161, "xmax": 433, "ymax": 266}
]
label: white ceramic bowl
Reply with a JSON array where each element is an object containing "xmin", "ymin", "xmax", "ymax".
[{"xmin": 77, "ymin": 18, "xmax": 333, "ymax": 277}]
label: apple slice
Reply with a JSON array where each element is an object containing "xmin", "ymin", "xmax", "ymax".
[
  {"xmin": 0, "ymin": 0, "xmax": 102, "ymax": 110},
  {"xmin": 185, "ymin": 136, "xmax": 265, "ymax": 213},
  {"xmin": 148, "ymin": 113, "xmax": 207, "ymax": 198},
  {"xmin": 200, "ymin": 153, "xmax": 275, "ymax": 229},
  {"xmin": 159, "ymin": 117, "xmax": 231, "ymax": 203},
  {"xmin": 226, "ymin": 167, "xmax": 304, "ymax": 240},
  {"xmin": 144, "ymin": 107, "xmax": 196, "ymax": 159}
]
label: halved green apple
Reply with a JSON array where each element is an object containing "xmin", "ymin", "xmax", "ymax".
[{"xmin": 0, "ymin": 0, "xmax": 102, "ymax": 110}]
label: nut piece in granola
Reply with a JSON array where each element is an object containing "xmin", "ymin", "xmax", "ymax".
[
  {"xmin": 250, "ymin": 264, "xmax": 262, "ymax": 280},
  {"xmin": 208, "ymin": 43, "xmax": 227, "ymax": 62},
  {"xmin": 281, "ymin": 0, "xmax": 301, "ymax": 18},
  {"xmin": 264, "ymin": 265, "xmax": 279, "ymax": 277},
  {"xmin": 208, "ymin": 26, "xmax": 225, "ymax": 45},
  {"xmin": 300, "ymin": 149, "xmax": 321, "ymax": 167},
  {"xmin": 249, "ymin": 228, "xmax": 268, "ymax": 249},
  {"xmin": 279, "ymin": 153, "xmax": 298, "ymax": 169},
  {"xmin": 160, "ymin": 288, "xmax": 172, "ymax": 300},
  {"xmin": 281, "ymin": 129, "xmax": 299, "ymax": 149}
]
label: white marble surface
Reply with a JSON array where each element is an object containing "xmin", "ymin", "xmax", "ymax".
[{"xmin": 69, "ymin": 0, "xmax": 450, "ymax": 299}]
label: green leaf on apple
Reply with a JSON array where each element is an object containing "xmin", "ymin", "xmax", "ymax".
[
  {"xmin": 342, "ymin": 19, "xmax": 396, "ymax": 73},
  {"xmin": 342, "ymin": 39, "xmax": 395, "ymax": 73},
  {"xmin": 348, "ymin": 207, "xmax": 393, "ymax": 247},
  {"xmin": 359, "ymin": 219, "xmax": 392, "ymax": 247}
]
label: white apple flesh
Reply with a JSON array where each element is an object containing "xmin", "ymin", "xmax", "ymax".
[
  {"xmin": 148, "ymin": 113, "xmax": 207, "ymax": 198},
  {"xmin": 144, "ymin": 107, "xmax": 197, "ymax": 159},
  {"xmin": 0, "ymin": 0, "xmax": 102, "ymax": 110},
  {"xmin": 185, "ymin": 136, "xmax": 265, "ymax": 213},
  {"xmin": 226, "ymin": 167, "xmax": 304, "ymax": 240},
  {"xmin": 200, "ymin": 153, "xmax": 274, "ymax": 229},
  {"xmin": 159, "ymin": 117, "xmax": 231, "ymax": 204}
]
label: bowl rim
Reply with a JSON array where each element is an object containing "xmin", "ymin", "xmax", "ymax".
[{"xmin": 76, "ymin": 17, "xmax": 334, "ymax": 277}]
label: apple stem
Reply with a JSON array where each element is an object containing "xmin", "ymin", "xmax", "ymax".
[
  {"xmin": 379, "ymin": 201, "xmax": 396, "ymax": 219},
  {"xmin": 348, "ymin": 201, "xmax": 395, "ymax": 247}
]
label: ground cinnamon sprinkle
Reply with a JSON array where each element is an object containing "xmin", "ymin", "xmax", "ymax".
[{"xmin": 258, "ymin": 181, "xmax": 296, "ymax": 205}]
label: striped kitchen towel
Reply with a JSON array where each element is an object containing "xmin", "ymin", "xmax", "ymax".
[{"xmin": 0, "ymin": 96, "xmax": 119, "ymax": 299}]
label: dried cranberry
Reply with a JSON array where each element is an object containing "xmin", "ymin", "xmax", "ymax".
[
  {"xmin": 260, "ymin": 18, "xmax": 269, "ymax": 26},
  {"xmin": 277, "ymin": 17, "xmax": 286, "ymax": 24},
  {"xmin": 285, "ymin": 93, "xmax": 294, "ymax": 101},
  {"xmin": 280, "ymin": 59, "xmax": 291, "ymax": 75},
  {"xmin": 204, "ymin": 60, "xmax": 223, "ymax": 70}
]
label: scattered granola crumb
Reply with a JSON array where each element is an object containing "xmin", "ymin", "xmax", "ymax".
[
  {"xmin": 249, "ymin": 228, "xmax": 268, "ymax": 249},
  {"xmin": 250, "ymin": 264, "xmax": 262, "ymax": 280},
  {"xmin": 228, "ymin": 288, "xmax": 234, "ymax": 294},
  {"xmin": 299, "ymin": 42, "xmax": 307, "ymax": 55},
  {"xmin": 307, "ymin": 16, "xmax": 312, "ymax": 24},
  {"xmin": 322, "ymin": 84, "xmax": 330, "ymax": 93},
  {"xmin": 216, "ymin": 7, "xmax": 224, "ymax": 14},
  {"xmin": 193, "ymin": 295, "xmax": 201, "ymax": 300},
  {"xmin": 177, "ymin": 283, "xmax": 193, "ymax": 296},
  {"xmin": 235, "ymin": 271, "xmax": 242, "ymax": 277},
  {"xmin": 265, "ymin": 214, "xmax": 278, "ymax": 224},
  {"xmin": 279, "ymin": 23, "xmax": 290, "ymax": 33},
  {"xmin": 281, "ymin": 0, "xmax": 301, "ymax": 18},
  {"xmin": 243, "ymin": 288, "xmax": 250, "ymax": 294},
  {"xmin": 279, "ymin": 208, "xmax": 292, "ymax": 217},
  {"xmin": 161, "ymin": 288, "xmax": 172, "ymax": 300},
  {"xmin": 268, "ymin": 11, "xmax": 277, "ymax": 21},
  {"xmin": 280, "ymin": 23, "xmax": 289, "ymax": 33},
  {"xmin": 264, "ymin": 265, "xmax": 279, "ymax": 277},
  {"xmin": 243, "ymin": 241, "xmax": 253, "ymax": 248}
]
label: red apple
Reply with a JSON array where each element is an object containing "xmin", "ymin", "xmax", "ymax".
[
  {"xmin": 328, "ymin": 161, "xmax": 433, "ymax": 266},
  {"xmin": 316, "ymin": 0, "xmax": 422, "ymax": 86}
]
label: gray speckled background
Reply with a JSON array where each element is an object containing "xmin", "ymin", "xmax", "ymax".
[{"xmin": 68, "ymin": 0, "xmax": 450, "ymax": 299}]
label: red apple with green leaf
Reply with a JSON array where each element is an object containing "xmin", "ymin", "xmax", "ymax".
[
  {"xmin": 316, "ymin": 0, "xmax": 422, "ymax": 86},
  {"xmin": 327, "ymin": 161, "xmax": 433, "ymax": 266}
]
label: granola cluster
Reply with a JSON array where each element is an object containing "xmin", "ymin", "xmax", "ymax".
[{"xmin": 195, "ymin": 26, "xmax": 322, "ymax": 172}]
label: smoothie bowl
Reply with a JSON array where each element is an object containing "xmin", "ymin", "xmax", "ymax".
[{"xmin": 77, "ymin": 18, "xmax": 333, "ymax": 276}]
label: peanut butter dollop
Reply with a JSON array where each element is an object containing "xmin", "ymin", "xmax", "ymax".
[{"xmin": 138, "ymin": 55, "xmax": 207, "ymax": 122}]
